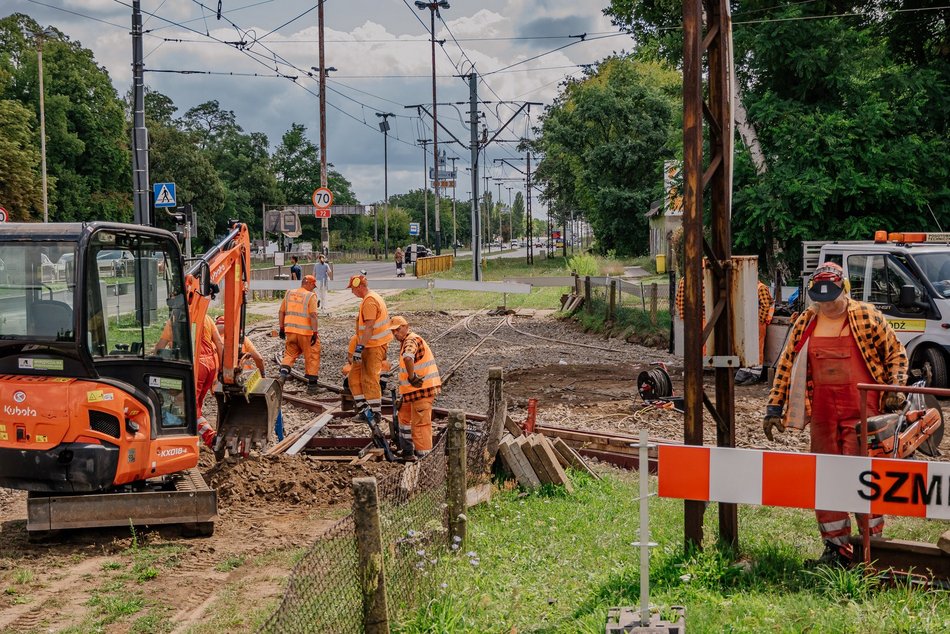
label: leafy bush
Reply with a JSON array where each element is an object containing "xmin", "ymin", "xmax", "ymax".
[{"xmin": 567, "ymin": 253, "xmax": 598, "ymax": 277}]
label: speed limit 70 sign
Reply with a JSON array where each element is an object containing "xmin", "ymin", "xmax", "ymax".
[{"xmin": 312, "ymin": 187, "xmax": 333, "ymax": 218}]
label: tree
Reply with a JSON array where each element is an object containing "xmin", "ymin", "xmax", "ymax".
[
  {"xmin": 605, "ymin": 0, "xmax": 950, "ymax": 274},
  {"xmin": 511, "ymin": 192, "xmax": 525, "ymax": 239},
  {"xmin": 532, "ymin": 56, "xmax": 680, "ymax": 256},
  {"xmin": 0, "ymin": 14, "xmax": 130, "ymax": 222},
  {"xmin": 183, "ymin": 100, "xmax": 240, "ymax": 151},
  {"xmin": 0, "ymin": 99, "xmax": 44, "ymax": 219}
]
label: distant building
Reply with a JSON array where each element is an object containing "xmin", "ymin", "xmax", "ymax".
[{"xmin": 646, "ymin": 161, "xmax": 684, "ymax": 258}]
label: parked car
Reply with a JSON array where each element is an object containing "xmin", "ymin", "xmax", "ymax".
[
  {"xmin": 403, "ymin": 244, "xmax": 431, "ymax": 263},
  {"xmin": 96, "ymin": 250, "xmax": 134, "ymax": 277}
]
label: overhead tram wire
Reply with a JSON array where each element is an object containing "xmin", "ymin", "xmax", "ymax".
[{"xmin": 253, "ymin": 2, "xmax": 321, "ymax": 42}]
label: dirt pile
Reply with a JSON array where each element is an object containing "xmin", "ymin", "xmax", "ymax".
[{"xmin": 204, "ymin": 454, "xmax": 397, "ymax": 508}]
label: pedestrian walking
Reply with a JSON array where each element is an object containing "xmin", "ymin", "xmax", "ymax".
[
  {"xmin": 389, "ymin": 316, "xmax": 441, "ymax": 458},
  {"xmin": 394, "ymin": 247, "xmax": 406, "ymax": 277},
  {"xmin": 763, "ymin": 261, "xmax": 908, "ymax": 566},
  {"xmin": 278, "ymin": 274, "xmax": 321, "ymax": 394},
  {"xmin": 313, "ymin": 253, "xmax": 333, "ymax": 314},
  {"xmin": 289, "ymin": 255, "xmax": 302, "ymax": 280},
  {"xmin": 347, "ymin": 274, "xmax": 392, "ymax": 426}
]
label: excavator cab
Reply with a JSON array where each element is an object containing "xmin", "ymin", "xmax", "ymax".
[{"xmin": 0, "ymin": 223, "xmax": 200, "ymax": 494}]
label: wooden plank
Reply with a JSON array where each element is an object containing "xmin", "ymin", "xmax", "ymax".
[
  {"xmin": 504, "ymin": 415, "xmax": 524, "ymax": 438},
  {"xmin": 530, "ymin": 435, "xmax": 574, "ymax": 493},
  {"xmin": 518, "ymin": 436, "xmax": 552, "ymax": 485},
  {"xmin": 506, "ymin": 437, "xmax": 541, "ymax": 489},
  {"xmin": 286, "ymin": 412, "xmax": 335, "ymax": 455},
  {"xmin": 497, "ymin": 437, "xmax": 526, "ymax": 484},
  {"xmin": 550, "ymin": 439, "xmax": 571, "ymax": 469},
  {"xmin": 939, "ymin": 530, "xmax": 950, "ymax": 556},
  {"xmin": 552, "ymin": 437, "xmax": 599, "ymax": 479}
]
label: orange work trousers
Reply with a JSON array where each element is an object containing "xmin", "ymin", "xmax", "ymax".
[
  {"xmin": 196, "ymin": 352, "xmax": 218, "ymax": 416},
  {"xmin": 282, "ymin": 332, "xmax": 321, "ymax": 380},
  {"xmin": 398, "ymin": 396, "xmax": 434, "ymax": 454},
  {"xmin": 349, "ymin": 344, "xmax": 387, "ymax": 412}
]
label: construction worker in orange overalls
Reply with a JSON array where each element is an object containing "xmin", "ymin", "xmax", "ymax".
[
  {"xmin": 156, "ymin": 312, "xmax": 222, "ymax": 447},
  {"xmin": 764, "ymin": 262, "xmax": 908, "ymax": 566},
  {"xmin": 342, "ymin": 334, "xmax": 390, "ymax": 415},
  {"xmin": 278, "ymin": 274, "xmax": 321, "ymax": 394},
  {"xmin": 389, "ymin": 316, "xmax": 441, "ymax": 459},
  {"xmin": 756, "ymin": 280, "xmax": 775, "ymax": 381},
  {"xmin": 347, "ymin": 274, "xmax": 392, "ymax": 427}
]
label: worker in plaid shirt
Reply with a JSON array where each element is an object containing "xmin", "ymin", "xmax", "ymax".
[
  {"xmin": 764, "ymin": 261, "xmax": 907, "ymax": 566},
  {"xmin": 389, "ymin": 316, "xmax": 442, "ymax": 459}
]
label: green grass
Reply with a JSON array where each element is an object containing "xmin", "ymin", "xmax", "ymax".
[
  {"xmin": 571, "ymin": 294, "xmax": 671, "ymax": 347},
  {"xmin": 215, "ymin": 555, "xmax": 247, "ymax": 573},
  {"xmin": 392, "ymin": 473, "xmax": 950, "ymax": 633}
]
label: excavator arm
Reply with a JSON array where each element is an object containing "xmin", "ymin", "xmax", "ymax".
[{"xmin": 183, "ymin": 221, "xmax": 280, "ymax": 457}]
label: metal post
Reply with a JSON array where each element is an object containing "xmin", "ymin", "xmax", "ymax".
[
  {"xmin": 384, "ymin": 128, "xmax": 389, "ymax": 257},
  {"xmin": 373, "ymin": 206, "xmax": 379, "ymax": 259},
  {"xmin": 37, "ymin": 36, "xmax": 49, "ymax": 223},
  {"xmin": 428, "ymin": 6, "xmax": 442, "ymax": 255},
  {"xmin": 468, "ymin": 73, "xmax": 481, "ymax": 281},
  {"xmin": 682, "ymin": 0, "xmax": 705, "ymax": 551},
  {"xmin": 637, "ymin": 430, "xmax": 655, "ymax": 627},
  {"xmin": 449, "ymin": 157, "xmax": 458, "ymax": 255},
  {"xmin": 526, "ymin": 152, "xmax": 533, "ymax": 265},
  {"xmin": 131, "ymin": 0, "xmax": 149, "ymax": 226},
  {"xmin": 318, "ymin": 0, "xmax": 330, "ymax": 256},
  {"xmin": 418, "ymin": 138, "xmax": 431, "ymax": 244}
]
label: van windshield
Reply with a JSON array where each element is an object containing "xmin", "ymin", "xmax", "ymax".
[{"xmin": 913, "ymin": 253, "xmax": 950, "ymax": 298}]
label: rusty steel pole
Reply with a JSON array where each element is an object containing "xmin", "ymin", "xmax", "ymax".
[
  {"xmin": 682, "ymin": 0, "xmax": 738, "ymax": 552},
  {"xmin": 682, "ymin": 0, "xmax": 705, "ymax": 552}
]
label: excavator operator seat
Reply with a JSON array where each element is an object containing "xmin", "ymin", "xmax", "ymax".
[{"xmin": 30, "ymin": 299, "xmax": 73, "ymax": 339}]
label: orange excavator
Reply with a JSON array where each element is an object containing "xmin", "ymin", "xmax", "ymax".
[{"xmin": 0, "ymin": 220, "xmax": 279, "ymax": 536}]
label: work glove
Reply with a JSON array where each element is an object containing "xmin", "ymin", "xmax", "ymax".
[
  {"xmin": 409, "ymin": 374, "xmax": 424, "ymax": 388},
  {"xmin": 310, "ymin": 332, "xmax": 317, "ymax": 346},
  {"xmin": 278, "ymin": 327, "xmax": 285, "ymax": 340},
  {"xmin": 763, "ymin": 404, "xmax": 785, "ymax": 441},
  {"xmin": 353, "ymin": 344, "xmax": 364, "ymax": 363},
  {"xmin": 883, "ymin": 391, "xmax": 906, "ymax": 413}
]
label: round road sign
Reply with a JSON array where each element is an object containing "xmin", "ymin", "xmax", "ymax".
[
  {"xmin": 0, "ymin": 206, "xmax": 7, "ymax": 222},
  {"xmin": 312, "ymin": 187, "xmax": 333, "ymax": 209}
]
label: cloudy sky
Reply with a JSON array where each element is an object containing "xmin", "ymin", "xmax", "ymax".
[{"xmin": 9, "ymin": 0, "xmax": 632, "ymax": 214}]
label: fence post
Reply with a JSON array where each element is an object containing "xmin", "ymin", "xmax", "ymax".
[
  {"xmin": 650, "ymin": 282, "xmax": 658, "ymax": 325},
  {"xmin": 484, "ymin": 368, "xmax": 505, "ymax": 466},
  {"xmin": 446, "ymin": 410, "xmax": 468, "ymax": 548},
  {"xmin": 352, "ymin": 477, "xmax": 390, "ymax": 634},
  {"xmin": 608, "ymin": 279, "xmax": 617, "ymax": 321},
  {"xmin": 640, "ymin": 281, "xmax": 646, "ymax": 311},
  {"xmin": 584, "ymin": 276, "xmax": 592, "ymax": 314},
  {"xmin": 574, "ymin": 273, "xmax": 582, "ymax": 297}
]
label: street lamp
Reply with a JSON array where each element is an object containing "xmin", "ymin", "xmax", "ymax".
[
  {"xmin": 376, "ymin": 112, "xmax": 394, "ymax": 258},
  {"xmin": 310, "ymin": 65, "xmax": 337, "ymax": 76},
  {"xmin": 415, "ymin": 0, "xmax": 450, "ymax": 255}
]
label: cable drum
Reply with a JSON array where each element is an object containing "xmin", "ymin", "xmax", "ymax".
[{"xmin": 637, "ymin": 366, "xmax": 673, "ymax": 401}]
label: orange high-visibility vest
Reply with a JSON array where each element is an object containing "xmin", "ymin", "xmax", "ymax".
[
  {"xmin": 398, "ymin": 332, "xmax": 440, "ymax": 395},
  {"xmin": 282, "ymin": 287, "xmax": 317, "ymax": 335},
  {"xmin": 357, "ymin": 291, "xmax": 393, "ymax": 347}
]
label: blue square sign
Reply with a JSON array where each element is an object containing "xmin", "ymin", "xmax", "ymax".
[
  {"xmin": 153, "ymin": 182, "xmax": 177, "ymax": 208},
  {"xmin": 409, "ymin": 222, "xmax": 420, "ymax": 236}
]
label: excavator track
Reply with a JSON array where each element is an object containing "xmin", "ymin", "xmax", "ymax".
[{"xmin": 26, "ymin": 467, "xmax": 217, "ymax": 538}]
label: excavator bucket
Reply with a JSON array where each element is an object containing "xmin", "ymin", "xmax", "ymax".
[{"xmin": 213, "ymin": 375, "xmax": 281, "ymax": 458}]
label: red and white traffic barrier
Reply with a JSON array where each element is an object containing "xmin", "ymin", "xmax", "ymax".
[{"xmin": 658, "ymin": 445, "xmax": 950, "ymax": 520}]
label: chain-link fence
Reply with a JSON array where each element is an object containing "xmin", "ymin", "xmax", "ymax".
[{"xmin": 259, "ymin": 422, "xmax": 491, "ymax": 633}]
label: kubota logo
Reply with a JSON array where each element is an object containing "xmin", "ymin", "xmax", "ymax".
[
  {"xmin": 12, "ymin": 391, "xmax": 26, "ymax": 403},
  {"xmin": 3, "ymin": 405, "xmax": 37, "ymax": 417}
]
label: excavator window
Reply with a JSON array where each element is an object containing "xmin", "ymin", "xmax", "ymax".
[
  {"xmin": 0, "ymin": 242, "xmax": 76, "ymax": 341},
  {"xmin": 85, "ymin": 233, "xmax": 188, "ymax": 360}
]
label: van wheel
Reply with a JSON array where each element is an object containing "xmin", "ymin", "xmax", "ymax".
[{"xmin": 913, "ymin": 347, "xmax": 947, "ymax": 389}]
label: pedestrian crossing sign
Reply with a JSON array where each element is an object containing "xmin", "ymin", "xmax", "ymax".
[{"xmin": 153, "ymin": 182, "xmax": 177, "ymax": 208}]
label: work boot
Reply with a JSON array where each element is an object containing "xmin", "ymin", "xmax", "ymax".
[
  {"xmin": 307, "ymin": 381, "xmax": 319, "ymax": 395},
  {"xmin": 816, "ymin": 540, "xmax": 853, "ymax": 567},
  {"xmin": 276, "ymin": 369, "xmax": 289, "ymax": 386}
]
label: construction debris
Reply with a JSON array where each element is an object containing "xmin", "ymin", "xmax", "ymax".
[{"xmin": 497, "ymin": 432, "xmax": 595, "ymax": 492}]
